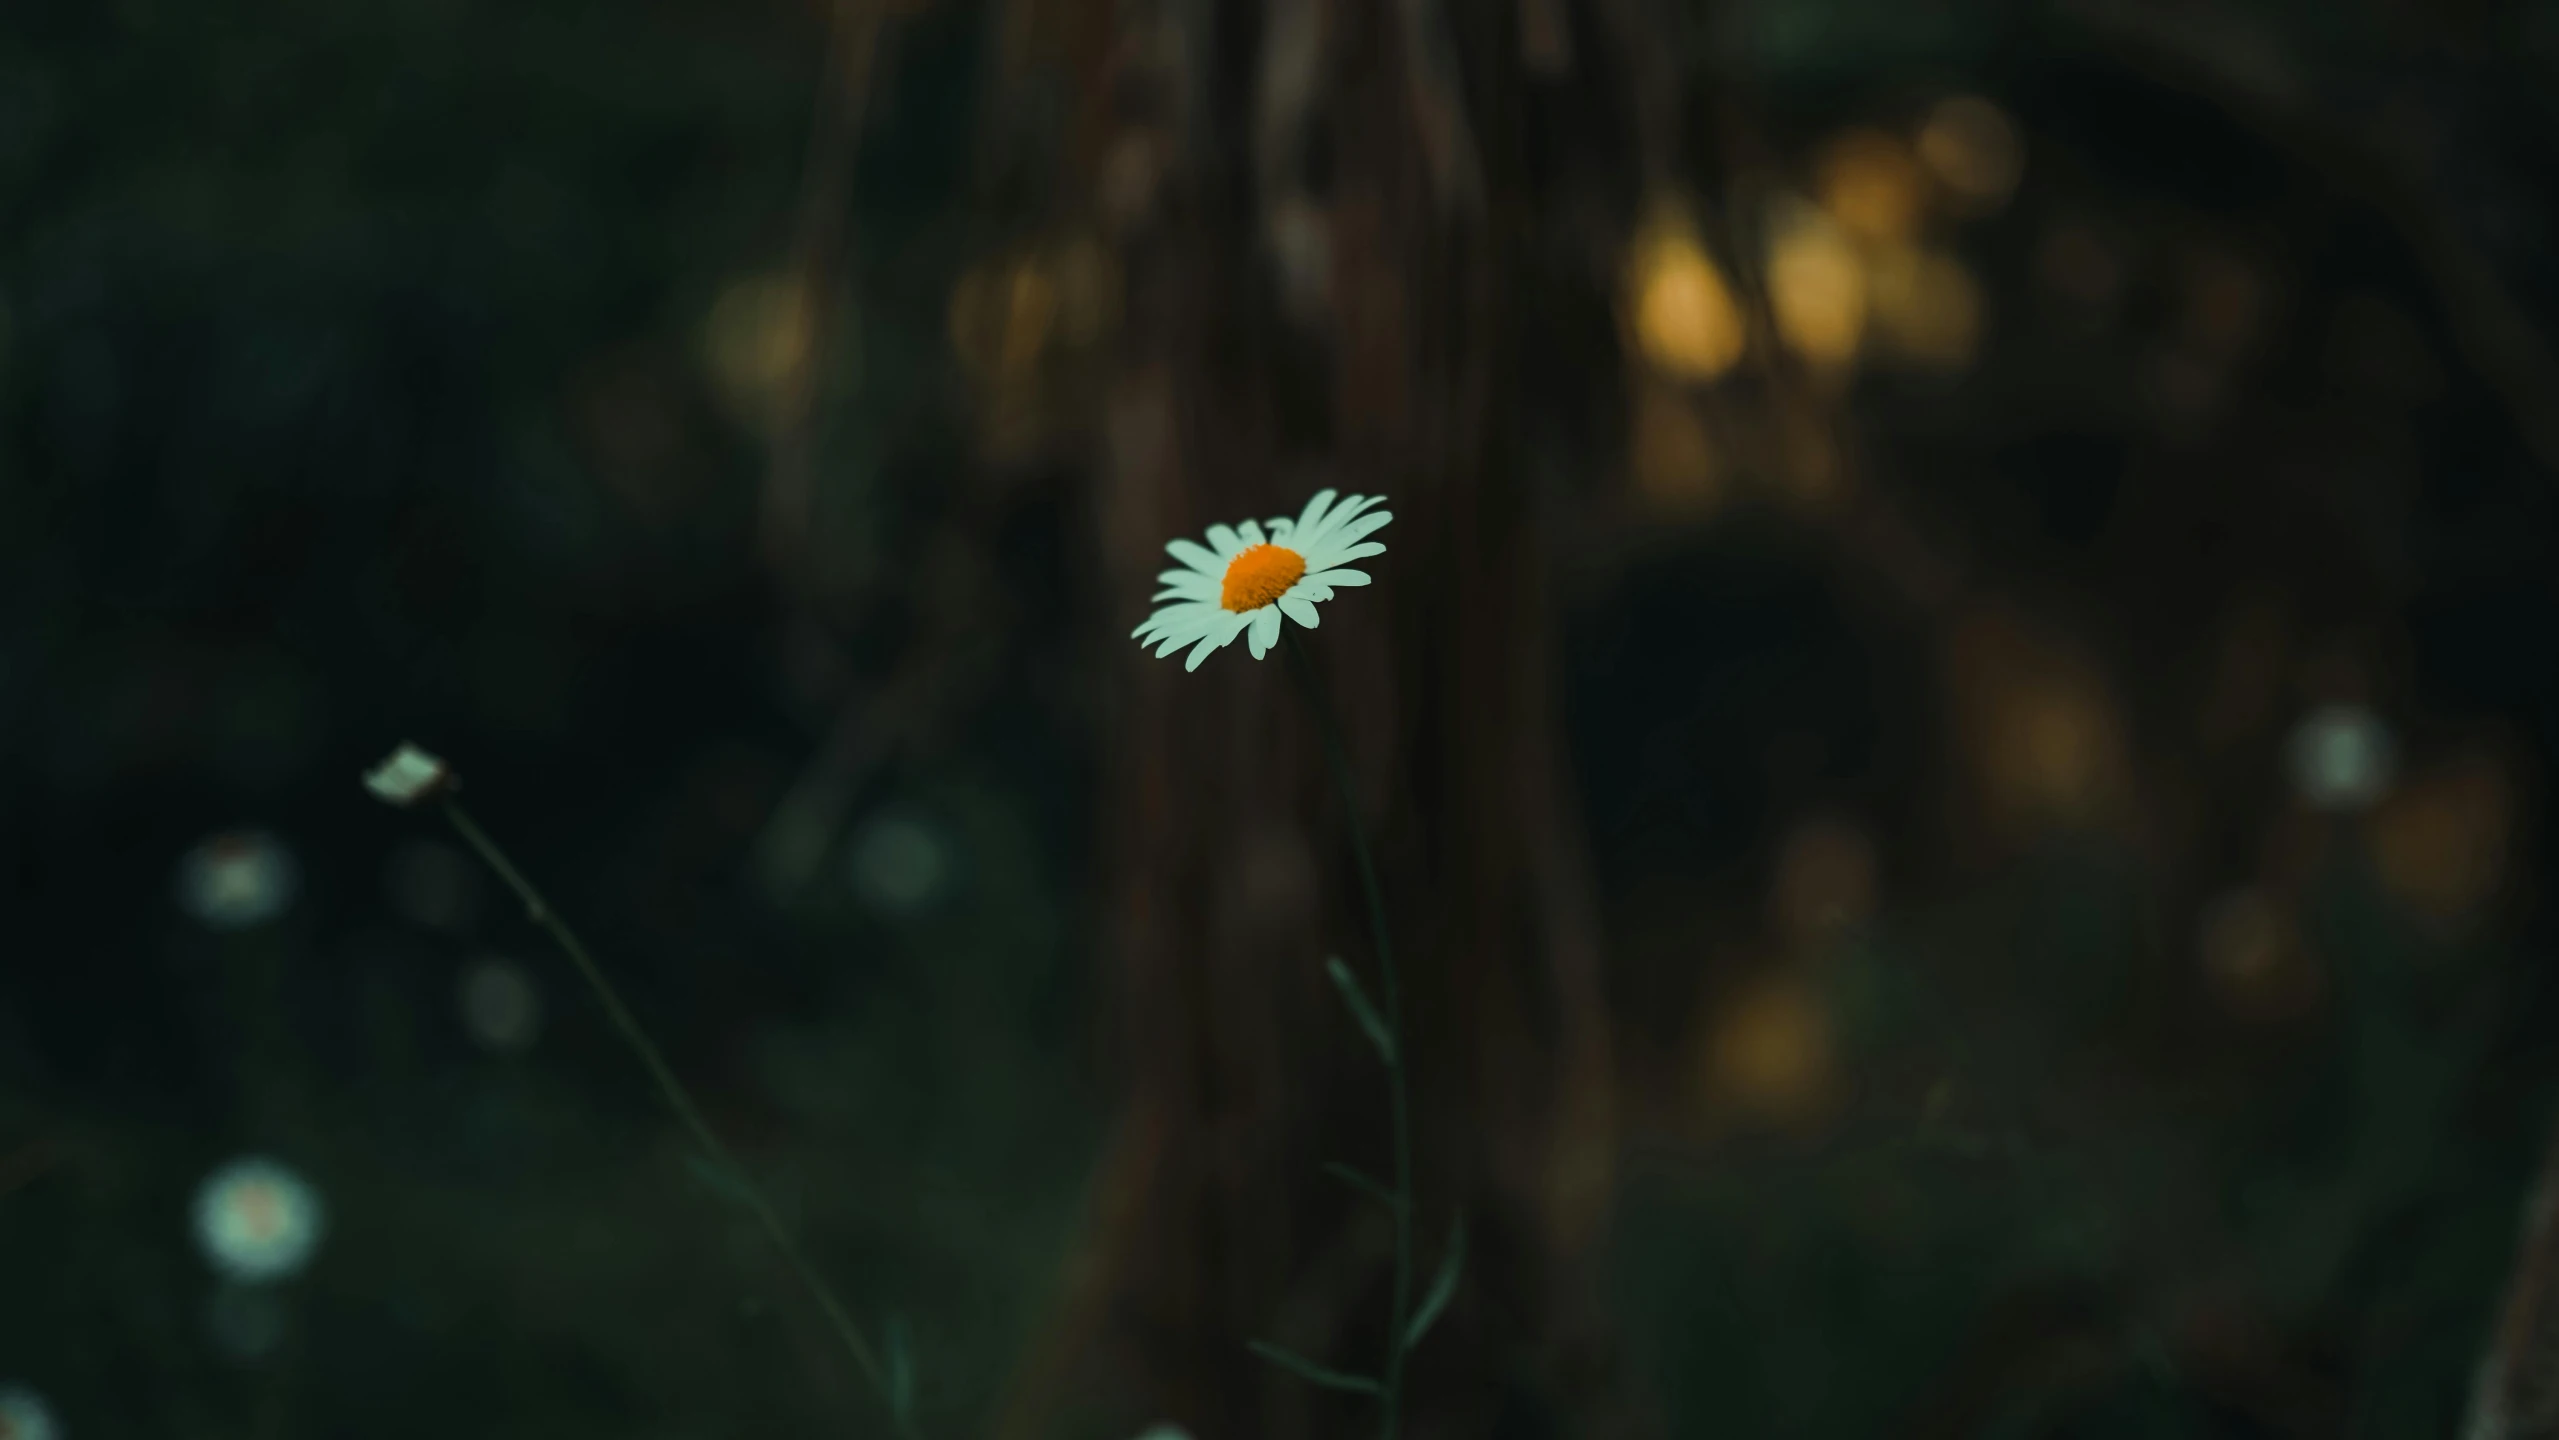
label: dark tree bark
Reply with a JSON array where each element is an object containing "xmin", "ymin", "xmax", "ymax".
[{"xmin": 992, "ymin": 1, "xmax": 1649, "ymax": 1436}]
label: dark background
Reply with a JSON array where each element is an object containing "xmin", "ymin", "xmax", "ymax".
[{"xmin": 4, "ymin": 1, "xmax": 2558, "ymax": 1437}]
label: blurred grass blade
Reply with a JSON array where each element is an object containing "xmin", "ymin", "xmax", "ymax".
[
  {"xmin": 1322, "ymin": 1160, "xmax": 1398, "ymax": 1209},
  {"xmin": 1248, "ymin": 1339, "xmax": 1383, "ymax": 1395},
  {"xmin": 683, "ymin": 1151, "xmax": 757, "ymax": 1209},
  {"xmin": 1402, "ymin": 1212, "xmax": 1467, "ymax": 1352},
  {"xmin": 887, "ymin": 1313, "xmax": 916, "ymax": 1423},
  {"xmin": 1325, "ymin": 957, "xmax": 1397, "ymax": 1064}
]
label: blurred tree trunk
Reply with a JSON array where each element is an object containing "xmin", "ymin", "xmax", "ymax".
[{"xmin": 994, "ymin": 1, "xmax": 1649, "ymax": 1436}]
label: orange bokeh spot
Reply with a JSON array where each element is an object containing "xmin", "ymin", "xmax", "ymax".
[{"xmin": 1220, "ymin": 544, "xmax": 1306, "ymax": 612}]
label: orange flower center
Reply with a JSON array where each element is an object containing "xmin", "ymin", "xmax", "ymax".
[{"xmin": 1220, "ymin": 543, "xmax": 1306, "ymax": 612}]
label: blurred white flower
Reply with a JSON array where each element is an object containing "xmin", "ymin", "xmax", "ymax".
[
  {"xmin": 191, "ymin": 1157, "xmax": 326, "ymax": 1283},
  {"xmin": 1132, "ymin": 488, "xmax": 1390, "ymax": 671},
  {"xmin": 363, "ymin": 744, "xmax": 454, "ymax": 808},
  {"xmin": 0, "ymin": 1383, "xmax": 60, "ymax": 1440},
  {"xmin": 1131, "ymin": 1427, "xmax": 1196, "ymax": 1440},
  {"xmin": 2285, "ymin": 703, "xmax": 2395, "ymax": 812},
  {"xmin": 457, "ymin": 958, "xmax": 543, "ymax": 1052},
  {"xmin": 174, "ymin": 831, "xmax": 299, "ymax": 930},
  {"xmin": 847, "ymin": 815, "xmax": 949, "ymax": 915}
]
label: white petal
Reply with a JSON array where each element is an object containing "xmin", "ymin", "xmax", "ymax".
[
  {"xmin": 1266, "ymin": 517, "xmax": 1294, "ymax": 543},
  {"xmin": 1279, "ymin": 594, "xmax": 1321, "ymax": 629},
  {"xmin": 1248, "ymin": 606, "xmax": 1285, "ymax": 658},
  {"xmin": 1154, "ymin": 573, "xmax": 1220, "ymax": 602},
  {"xmin": 1301, "ymin": 539, "xmax": 1385, "ymax": 571},
  {"xmin": 1300, "ymin": 495, "xmax": 1355, "ymax": 541},
  {"xmin": 1184, "ymin": 613, "xmax": 1251, "ymax": 671},
  {"xmin": 1306, "ymin": 493, "xmax": 1381, "ymax": 542},
  {"xmin": 1138, "ymin": 605, "xmax": 1217, "ymax": 649},
  {"xmin": 1166, "ymin": 538, "xmax": 1223, "ymax": 575},
  {"xmin": 1206, "ymin": 524, "xmax": 1243, "ymax": 555},
  {"xmin": 1239, "ymin": 518, "xmax": 1270, "ymax": 547},
  {"xmin": 1296, "ymin": 488, "xmax": 1340, "ymax": 535},
  {"xmin": 1329, "ymin": 510, "xmax": 1392, "ymax": 548},
  {"xmin": 1305, "ymin": 567, "xmax": 1370, "ymax": 587},
  {"xmin": 1151, "ymin": 603, "xmax": 1218, "ymax": 636},
  {"xmin": 1134, "ymin": 600, "xmax": 1210, "ymax": 638}
]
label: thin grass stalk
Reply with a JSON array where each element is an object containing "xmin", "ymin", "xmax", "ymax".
[
  {"xmin": 1284, "ymin": 630, "xmax": 1415, "ymax": 1440},
  {"xmin": 439, "ymin": 799, "xmax": 923, "ymax": 1440}
]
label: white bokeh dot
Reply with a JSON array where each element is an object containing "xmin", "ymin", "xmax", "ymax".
[
  {"xmin": 174, "ymin": 831, "xmax": 299, "ymax": 930},
  {"xmin": 457, "ymin": 958, "xmax": 543, "ymax": 1053},
  {"xmin": 846, "ymin": 815, "xmax": 950, "ymax": 914},
  {"xmin": 0, "ymin": 1384, "xmax": 60, "ymax": 1440},
  {"xmin": 2285, "ymin": 703, "xmax": 2396, "ymax": 812},
  {"xmin": 191, "ymin": 1157, "xmax": 326, "ymax": 1283}
]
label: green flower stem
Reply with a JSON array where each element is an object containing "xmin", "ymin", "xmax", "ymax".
[
  {"xmin": 440, "ymin": 799, "xmax": 921, "ymax": 1440},
  {"xmin": 1283, "ymin": 630, "xmax": 1415, "ymax": 1440}
]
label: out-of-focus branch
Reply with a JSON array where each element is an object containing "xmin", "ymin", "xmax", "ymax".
[
  {"xmin": 762, "ymin": 0, "xmax": 891, "ymax": 585},
  {"xmin": 1396, "ymin": 0, "xmax": 1484, "ymax": 217},
  {"xmin": 2056, "ymin": 0, "xmax": 2559, "ymax": 478},
  {"xmin": 2464, "ymin": 1112, "xmax": 2559, "ymax": 1440},
  {"xmin": 1588, "ymin": 0, "xmax": 1679, "ymax": 184},
  {"xmin": 1518, "ymin": 0, "xmax": 1572, "ymax": 78},
  {"xmin": 746, "ymin": 657, "xmax": 940, "ymax": 902}
]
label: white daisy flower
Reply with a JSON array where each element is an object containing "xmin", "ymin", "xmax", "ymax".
[
  {"xmin": 1132, "ymin": 489, "xmax": 1391, "ymax": 671},
  {"xmin": 191, "ymin": 1156, "xmax": 327, "ymax": 1283}
]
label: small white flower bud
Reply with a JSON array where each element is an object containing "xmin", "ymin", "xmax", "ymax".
[{"xmin": 364, "ymin": 744, "xmax": 455, "ymax": 808}]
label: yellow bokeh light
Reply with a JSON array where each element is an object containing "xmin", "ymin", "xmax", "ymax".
[
  {"xmin": 1950, "ymin": 610, "xmax": 2131, "ymax": 838},
  {"xmin": 1766, "ymin": 201, "xmax": 1867, "ymax": 372},
  {"xmin": 2016, "ymin": 682, "xmax": 2111, "ymax": 816},
  {"xmin": 1629, "ymin": 380, "xmax": 1721, "ymax": 516},
  {"xmin": 1770, "ymin": 814, "xmax": 1878, "ymax": 950},
  {"xmin": 2369, "ymin": 751, "xmax": 2511, "ymax": 925},
  {"xmin": 2179, "ymin": 249, "xmax": 2262, "ymax": 357},
  {"xmin": 1704, "ymin": 975, "xmax": 1835, "ymax": 1124},
  {"xmin": 702, "ymin": 273, "xmax": 814, "ymax": 424},
  {"xmin": 1627, "ymin": 206, "xmax": 1746, "ymax": 382},
  {"xmin": 1916, "ymin": 96, "xmax": 2024, "ymax": 213},
  {"xmin": 1817, "ymin": 128, "xmax": 1924, "ymax": 244},
  {"xmin": 1868, "ymin": 244, "xmax": 1984, "ymax": 372},
  {"xmin": 1001, "ymin": 263, "xmax": 1057, "ymax": 370},
  {"xmin": 949, "ymin": 256, "xmax": 1060, "ymax": 380},
  {"xmin": 2198, "ymin": 888, "xmax": 2319, "ymax": 1018},
  {"xmin": 1051, "ymin": 235, "xmax": 1123, "ymax": 348}
]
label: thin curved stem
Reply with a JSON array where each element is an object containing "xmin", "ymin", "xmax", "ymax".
[
  {"xmin": 1284, "ymin": 630, "xmax": 1414, "ymax": 1440},
  {"xmin": 440, "ymin": 799, "xmax": 922, "ymax": 1440}
]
